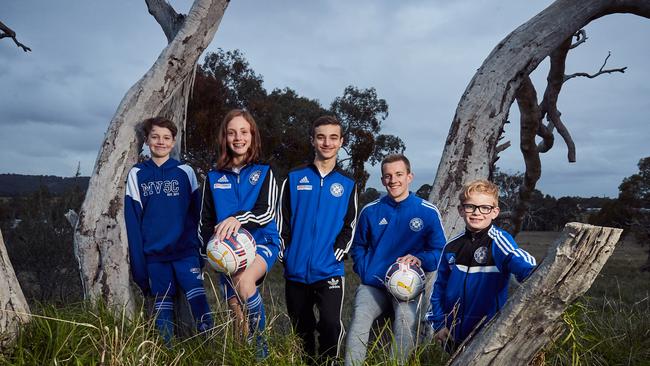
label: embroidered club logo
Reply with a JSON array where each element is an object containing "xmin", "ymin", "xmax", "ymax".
[
  {"xmin": 249, "ymin": 170, "xmax": 262, "ymax": 185},
  {"xmin": 474, "ymin": 246, "xmax": 488, "ymax": 264},
  {"xmin": 330, "ymin": 183, "xmax": 344, "ymax": 197},
  {"xmin": 409, "ymin": 217, "xmax": 423, "ymax": 232},
  {"xmin": 327, "ymin": 278, "xmax": 341, "ymax": 289},
  {"xmin": 379, "ymin": 217, "xmax": 388, "ymax": 225}
]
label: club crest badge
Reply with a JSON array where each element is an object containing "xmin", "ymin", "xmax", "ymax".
[
  {"xmin": 249, "ymin": 170, "xmax": 262, "ymax": 185},
  {"xmin": 330, "ymin": 183, "xmax": 344, "ymax": 197},
  {"xmin": 409, "ymin": 217, "xmax": 423, "ymax": 232},
  {"xmin": 474, "ymin": 246, "xmax": 488, "ymax": 264}
]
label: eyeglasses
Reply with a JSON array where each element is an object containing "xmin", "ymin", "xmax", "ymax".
[{"xmin": 461, "ymin": 204, "xmax": 495, "ymax": 214}]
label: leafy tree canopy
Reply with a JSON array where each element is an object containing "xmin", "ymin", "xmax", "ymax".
[{"xmin": 185, "ymin": 49, "xmax": 404, "ymax": 188}]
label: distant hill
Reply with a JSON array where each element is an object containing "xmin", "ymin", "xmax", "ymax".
[{"xmin": 0, "ymin": 174, "xmax": 89, "ymax": 197}]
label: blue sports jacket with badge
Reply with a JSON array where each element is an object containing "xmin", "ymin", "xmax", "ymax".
[
  {"xmin": 199, "ymin": 163, "xmax": 281, "ymax": 264},
  {"xmin": 426, "ymin": 225, "xmax": 536, "ymax": 342},
  {"xmin": 124, "ymin": 158, "xmax": 202, "ymax": 293},
  {"xmin": 351, "ymin": 192, "xmax": 447, "ymax": 288},
  {"xmin": 278, "ymin": 164, "xmax": 358, "ymax": 284}
]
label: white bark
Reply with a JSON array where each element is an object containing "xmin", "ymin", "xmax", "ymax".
[
  {"xmin": 428, "ymin": 0, "xmax": 650, "ymax": 238},
  {"xmin": 74, "ymin": 0, "xmax": 229, "ymax": 312},
  {"xmin": 449, "ymin": 223, "xmax": 622, "ymax": 365},
  {"xmin": 0, "ymin": 229, "xmax": 31, "ymax": 345}
]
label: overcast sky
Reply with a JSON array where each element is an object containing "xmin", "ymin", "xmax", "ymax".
[{"xmin": 1, "ymin": 0, "xmax": 649, "ymax": 197}]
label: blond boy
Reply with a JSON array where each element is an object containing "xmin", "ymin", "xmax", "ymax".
[{"xmin": 425, "ymin": 179, "xmax": 536, "ymax": 351}]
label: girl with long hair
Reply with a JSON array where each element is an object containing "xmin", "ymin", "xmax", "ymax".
[{"xmin": 199, "ymin": 109, "xmax": 280, "ymax": 357}]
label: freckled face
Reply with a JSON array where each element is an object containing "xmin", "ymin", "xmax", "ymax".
[{"xmin": 459, "ymin": 192, "xmax": 500, "ymax": 232}]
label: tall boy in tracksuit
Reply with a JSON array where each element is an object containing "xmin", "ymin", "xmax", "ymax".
[
  {"xmin": 124, "ymin": 117, "xmax": 213, "ymax": 343},
  {"xmin": 426, "ymin": 179, "xmax": 536, "ymax": 352},
  {"xmin": 278, "ymin": 115, "xmax": 358, "ymax": 363},
  {"xmin": 345, "ymin": 154, "xmax": 446, "ymax": 365}
]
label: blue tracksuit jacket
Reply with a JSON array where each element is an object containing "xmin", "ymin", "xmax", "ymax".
[
  {"xmin": 351, "ymin": 192, "xmax": 447, "ymax": 288},
  {"xmin": 199, "ymin": 163, "xmax": 280, "ymax": 268},
  {"xmin": 279, "ymin": 164, "xmax": 358, "ymax": 284},
  {"xmin": 426, "ymin": 225, "xmax": 536, "ymax": 342},
  {"xmin": 124, "ymin": 158, "xmax": 201, "ymax": 293}
]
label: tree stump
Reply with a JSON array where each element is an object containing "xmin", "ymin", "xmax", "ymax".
[
  {"xmin": 449, "ymin": 223, "xmax": 622, "ymax": 365},
  {"xmin": 0, "ymin": 229, "xmax": 31, "ymax": 347}
]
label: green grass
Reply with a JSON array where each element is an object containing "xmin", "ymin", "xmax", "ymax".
[{"xmin": 1, "ymin": 231, "xmax": 649, "ymax": 365}]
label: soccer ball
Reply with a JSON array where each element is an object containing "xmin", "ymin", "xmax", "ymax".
[
  {"xmin": 205, "ymin": 228, "xmax": 256, "ymax": 274},
  {"xmin": 384, "ymin": 261, "xmax": 426, "ymax": 301}
]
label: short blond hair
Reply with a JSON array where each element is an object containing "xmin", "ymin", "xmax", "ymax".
[{"xmin": 459, "ymin": 179, "xmax": 499, "ymax": 207}]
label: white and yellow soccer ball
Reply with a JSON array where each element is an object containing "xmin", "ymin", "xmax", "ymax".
[
  {"xmin": 205, "ymin": 228, "xmax": 256, "ymax": 274},
  {"xmin": 384, "ymin": 261, "xmax": 426, "ymax": 301}
]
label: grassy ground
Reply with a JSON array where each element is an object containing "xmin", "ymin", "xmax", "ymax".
[
  {"xmin": 1, "ymin": 231, "xmax": 649, "ymax": 365},
  {"xmin": 516, "ymin": 231, "xmax": 650, "ymax": 303}
]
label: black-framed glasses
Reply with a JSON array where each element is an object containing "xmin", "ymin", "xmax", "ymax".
[{"xmin": 461, "ymin": 204, "xmax": 494, "ymax": 214}]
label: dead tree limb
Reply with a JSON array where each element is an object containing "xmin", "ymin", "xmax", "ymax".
[
  {"xmin": 74, "ymin": 0, "xmax": 229, "ymax": 313},
  {"xmin": 429, "ymin": 0, "xmax": 650, "ymax": 240},
  {"xmin": 145, "ymin": 0, "xmax": 186, "ymax": 43},
  {"xmin": 449, "ymin": 223, "xmax": 623, "ymax": 365},
  {"xmin": 565, "ymin": 51, "xmax": 627, "ymax": 81},
  {"xmin": 0, "ymin": 21, "xmax": 31, "ymax": 52},
  {"xmin": 0, "ymin": 229, "xmax": 31, "ymax": 347}
]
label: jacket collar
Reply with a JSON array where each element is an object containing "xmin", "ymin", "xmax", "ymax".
[
  {"xmin": 464, "ymin": 224, "xmax": 492, "ymax": 241},
  {"xmin": 382, "ymin": 191, "xmax": 415, "ymax": 207}
]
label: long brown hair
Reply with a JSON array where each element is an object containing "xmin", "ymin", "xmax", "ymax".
[{"xmin": 216, "ymin": 109, "xmax": 262, "ymax": 169}]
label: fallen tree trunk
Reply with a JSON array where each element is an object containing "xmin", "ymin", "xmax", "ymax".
[
  {"xmin": 449, "ymin": 223, "xmax": 622, "ymax": 365},
  {"xmin": 0, "ymin": 229, "xmax": 30, "ymax": 346}
]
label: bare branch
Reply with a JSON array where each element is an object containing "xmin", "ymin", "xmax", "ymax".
[
  {"xmin": 569, "ymin": 29, "xmax": 587, "ymax": 49},
  {"xmin": 0, "ymin": 20, "xmax": 31, "ymax": 52},
  {"xmin": 548, "ymin": 110, "xmax": 576, "ymax": 162},
  {"xmin": 536, "ymin": 121, "xmax": 554, "ymax": 153},
  {"xmin": 145, "ymin": 0, "xmax": 186, "ymax": 43},
  {"xmin": 565, "ymin": 51, "xmax": 627, "ymax": 81},
  {"xmin": 512, "ymin": 75, "xmax": 543, "ymax": 234},
  {"xmin": 496, "ymin": 141, "xmax": 511, "ymax": 154},
  {"xmin": 540, "ymin": 37, "xmax": 575, "ymax": 161}
]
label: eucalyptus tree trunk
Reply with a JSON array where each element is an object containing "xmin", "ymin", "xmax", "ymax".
[
  {"xmin": 74, "ymin": 0, "xmax": 229, "ymax": 313},
  {"xmin": 429, "ymin": 0, "xmax": 650, "ymax": 238},
  {"xmin": 0, "ymin": 229, "xmax": 30, "ymax": 346}
]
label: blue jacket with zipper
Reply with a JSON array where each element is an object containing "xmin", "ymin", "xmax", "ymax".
[
  {"xmin": 199, "ymin": 163, "xmax": 280, "ymax": 266},
  {"xmin": 351, "ymin": 192, "xmax": 446, "ymax": 288},
  {"xmin": 426, "ymin": 225, "xmax": 537, "ymax": 342},
  {"xmin": 124, "ymin": 158, "xmax": 201, "ymax": 293},
  {"xmin": 279, "ymin": 164, "xmax": 358, "ymax": 284}
]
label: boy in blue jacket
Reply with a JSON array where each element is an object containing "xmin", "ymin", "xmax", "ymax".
[
  {"xmin": 279, "ymin": 115, "xmax": 358, "ymax": 364},
  {"xmin": 124, "ymin": 117, "xmax": 212, "ymax": 343},
  {"xmin": 426, "ymin": 179, "xmax": 536, "ymax": 352},
  {"xmin": 345, "ymin": 154, "xmax": 446, "ymax": 365}
]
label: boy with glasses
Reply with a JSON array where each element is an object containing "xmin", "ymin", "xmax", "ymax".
[{"xmin": 426, "ymin": 179, "xmax": 536, "ymax": 352}]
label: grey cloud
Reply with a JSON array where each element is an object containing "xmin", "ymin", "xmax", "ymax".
[{"xmin": 1, "ymin": 0, "xmax": 648, "ymax": 200}]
